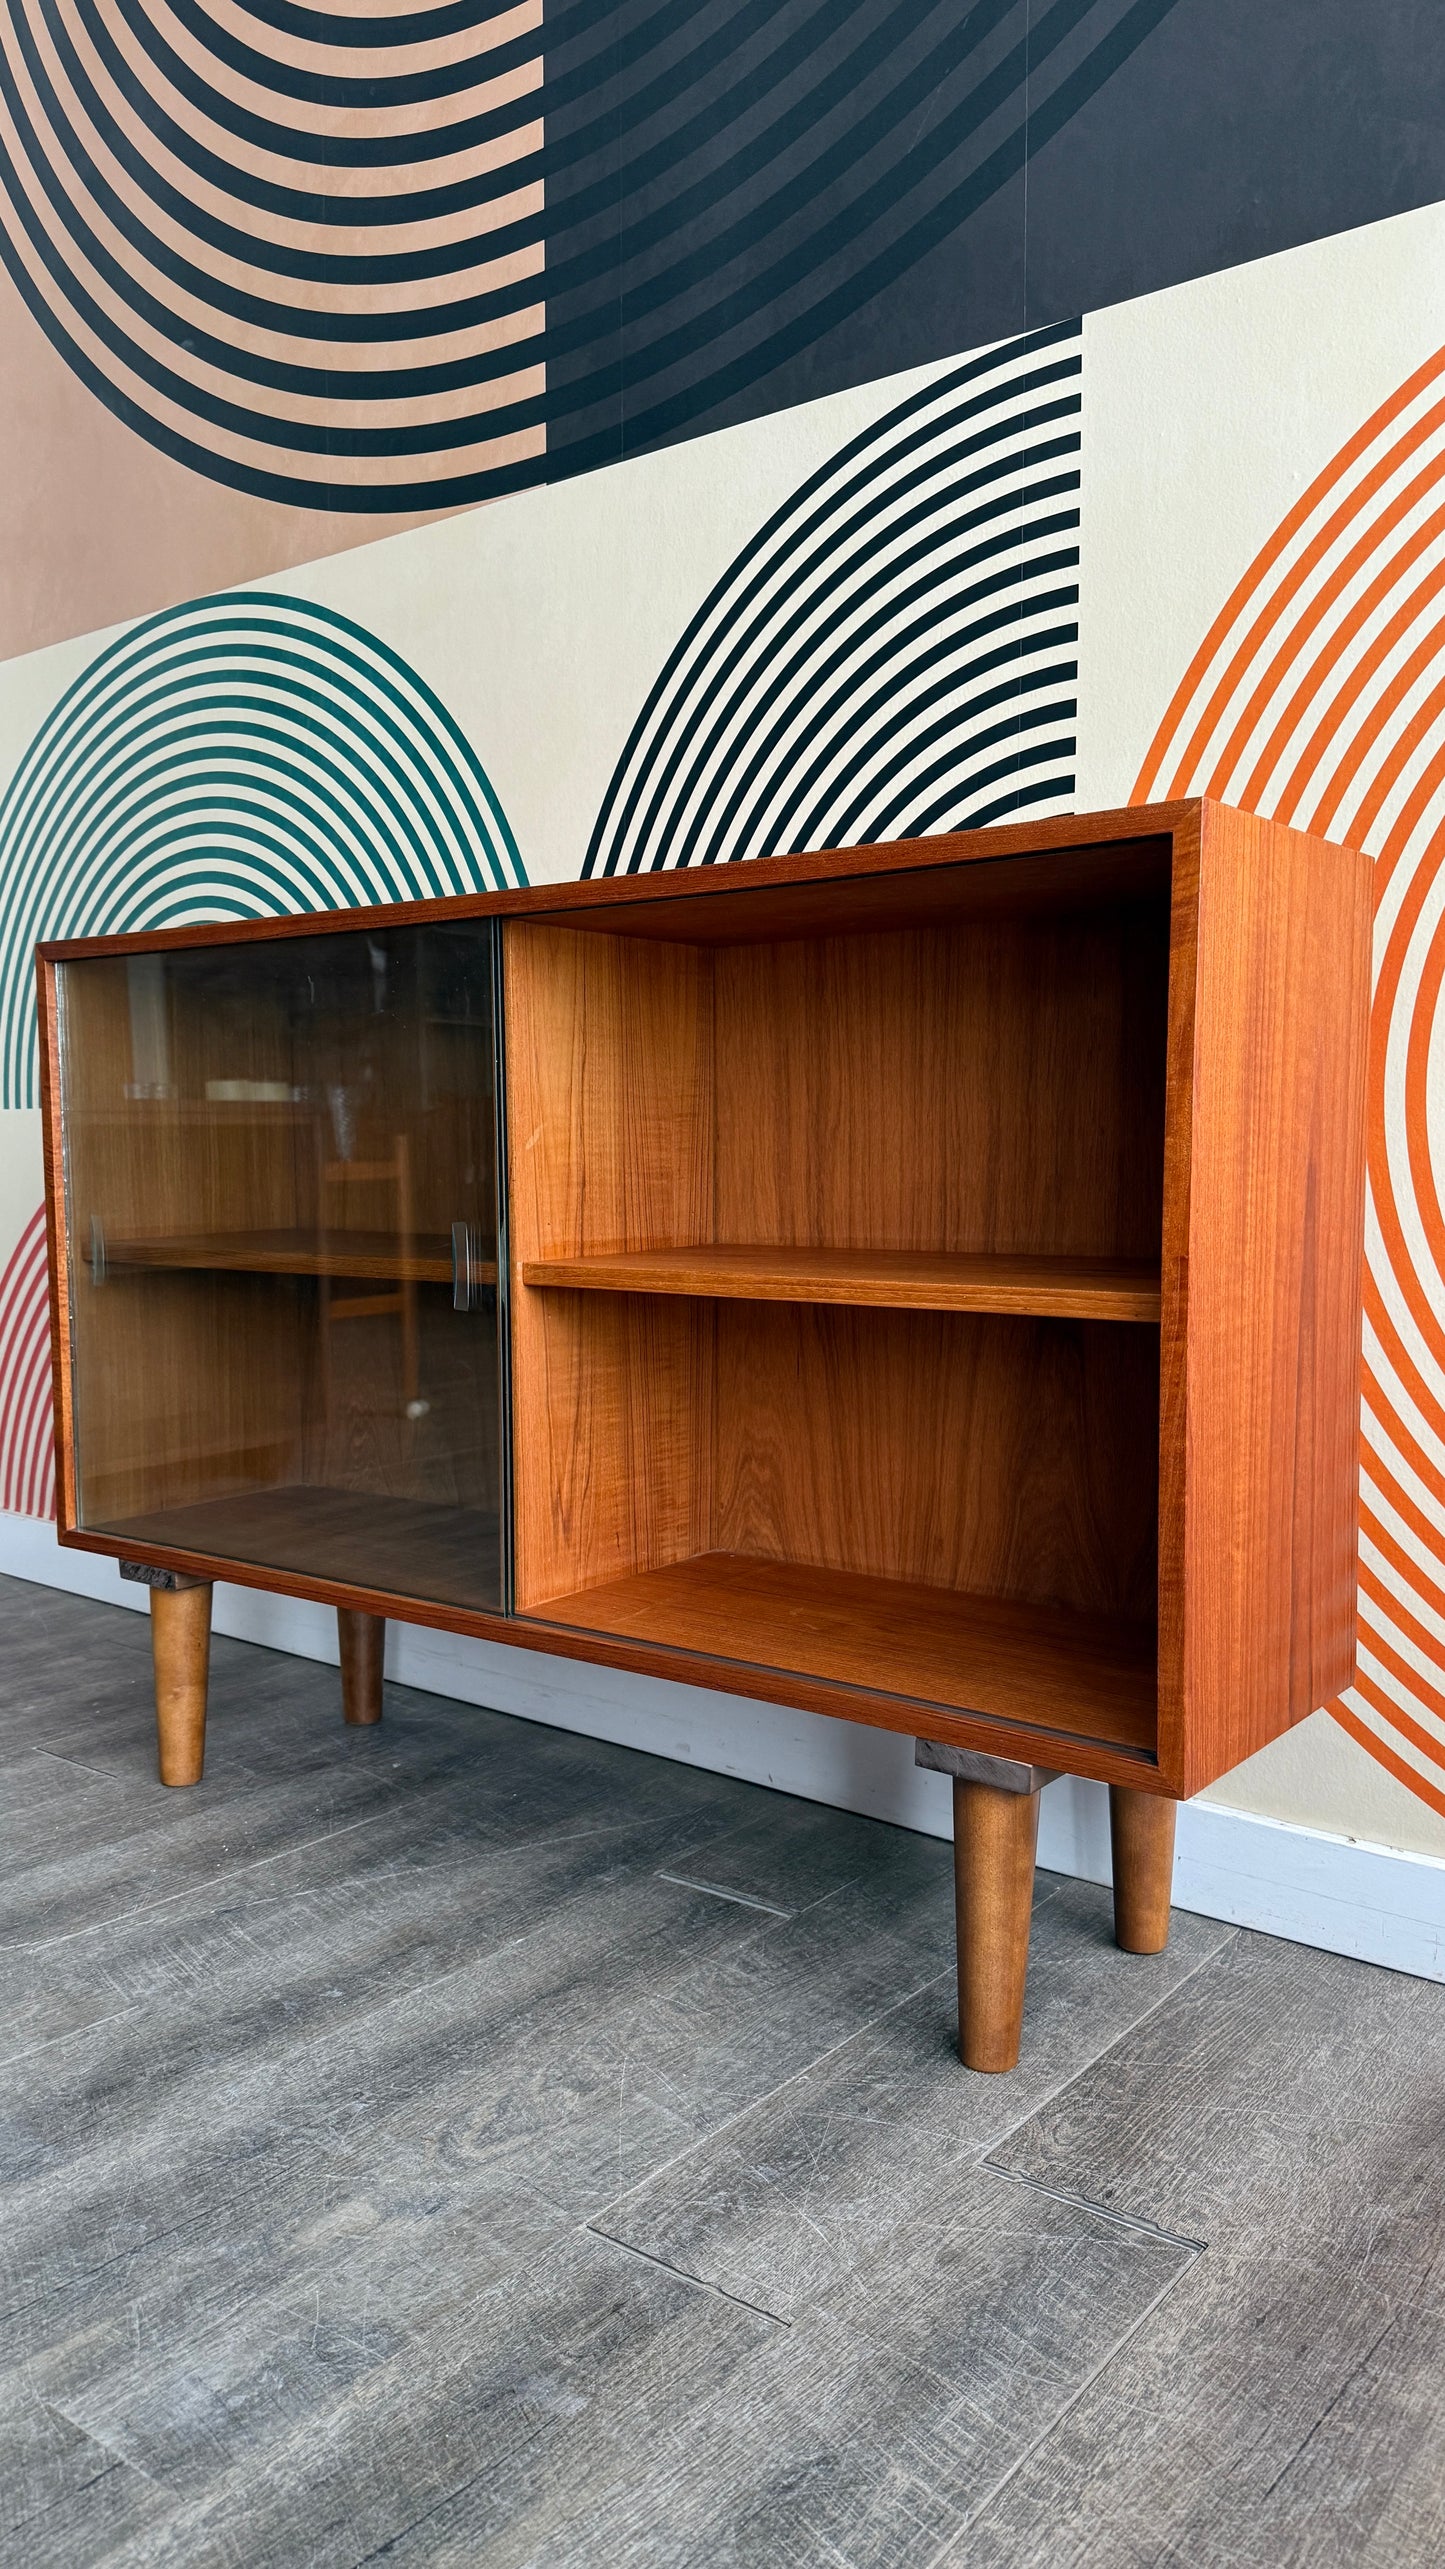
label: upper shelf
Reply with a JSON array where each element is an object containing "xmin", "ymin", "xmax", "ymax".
[
  {"xmin": 90, "ymin": 1229, "xmax": 496, "ymax": 1287},
  {"xmin": 519, "ymin": 1244, "xmax": 1162, "ymax": 1322}
]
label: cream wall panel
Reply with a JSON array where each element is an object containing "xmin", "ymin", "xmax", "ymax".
[
  {"xmin": 262, "ymin": 357, "xmax": 963, "ymax": 884},
  {"xmin": 1076, "ymin": 196, "xmax": 1445, "ymax": 808}
]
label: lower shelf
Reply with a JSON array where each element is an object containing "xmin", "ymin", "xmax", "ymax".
[
  {"xmin": 93, "ymin": 1486, "xmax": 502, "ymax": 1613},
  {"xmin": 525, "ymin": 1553, "xmax": 1158, "ymax": 1753}
]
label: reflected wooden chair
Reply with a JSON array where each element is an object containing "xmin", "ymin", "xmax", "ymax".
[{"xmin": 316, "ymin": 1131, "xmax": 420, "ymax": 1418}]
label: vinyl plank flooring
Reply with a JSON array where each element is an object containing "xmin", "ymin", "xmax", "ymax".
[
  {"xmin": 0, "ymin": 1675, "xmax": 763, "ymax": 1954},
  {"xmin": 0, "ymin": 2371, "xmax": 128, "ymax": 2536},
  {"xmin": 7, "ymin": 1574, "xmax": 1445, "ymax": 2569},
  {"xmin": 381, "ymin": 2170, "xmax": 1194, "ymax": 2568},
  {"xmin": 0, "ymin": 2316, "xmax": 176, "ymax": 2561},
  {"xmin": 18, "ymin": 1824, "xmax": 961, "ymax": 2521},
  {"xmin": 594, "ymin": 1878, "xmax": 1233, "ymax": 2322},
  {"xmin": 0, "ymin": 1946, "xmax": 138, "ymax": 2069},
  {"xmin": 6, "ymin": 2455, "xmax": 176, "ymax": 2569},
  {"xmin": 0, "ymin": 1748, "xmax": 131, "ymax": 1817},
  {"xmin": 966, "ymin": 1933, "xmax": 1445, "ymax": 2568},
  {"xmin": 83, "ymin": 2231, "xmax": 775, "ymax": 2569},
  {"xmin": 0, "ymin": 1862, "xmax": 772, "ymax": 2324}
]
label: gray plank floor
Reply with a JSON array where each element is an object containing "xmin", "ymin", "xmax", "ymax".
[{"xmin": 2, "ymin": 1576, "xmax": 1442, "ymax": 2567}]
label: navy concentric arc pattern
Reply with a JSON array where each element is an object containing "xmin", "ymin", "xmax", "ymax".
[
  {"xmin": 0, "ymin": 591, "xmax": 522, "ymax": 1107},
  {"xmin": 586, "ymin": 323, "xmax": 1080, "ymax": 874},
  {"xmin": 0, "ymin": 1, "xmax": 1162, "ymax": 508}
]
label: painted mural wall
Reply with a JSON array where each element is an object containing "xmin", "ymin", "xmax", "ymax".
[{"xmin": 4, "ymin": 3, "xmax": 1445, "ymax": 1864}]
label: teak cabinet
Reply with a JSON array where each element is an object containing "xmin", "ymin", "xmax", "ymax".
[{"xmin": 38, "ymin": 801, "xmax": 1373, "ymax": 2071}]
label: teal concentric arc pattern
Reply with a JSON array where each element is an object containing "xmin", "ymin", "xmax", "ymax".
[{"xmin": 0, "ymin": 592, "xmax": 524, "ymax": 1106}]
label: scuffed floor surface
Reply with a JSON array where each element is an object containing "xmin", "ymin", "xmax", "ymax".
[{"xmin": 2, "ymin": 1572, "xmax": 1444, "ymax": 2567}]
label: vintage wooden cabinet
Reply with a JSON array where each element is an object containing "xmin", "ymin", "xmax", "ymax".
[{"xmin": 38, "ymin": 800, "xmax": 1372, "ymax": 2070}]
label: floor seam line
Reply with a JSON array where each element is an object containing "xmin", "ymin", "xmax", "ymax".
[
  {"xmin": 0, "ymin": 2003, "xmax": 144, "ymax": 2070},
  {"xmin": 10, "ymin": 1802, "xmax": 670, "ymax": 1962},
  {"xmin": 44, "ymin": 2399, "xmax": 167, "ymax": 2488},
  {"xmin": 921, "ymin": 2240, "xmax": 1205, "ymax": 2567},
  {"xmin": 581, "ymin": 1964, "xmax": 957, "ymax": 2231},
  {"xmin": 653, "ymin": 1870, "xmax": 793, "ymax": 1917},
  {"xmin": 980, "ymin": 2162, "xmax": 1207, "ymax": 2252},
  {"xmin": 983, "ymin": 1929, "xmax": 1239, "ymax": 2158},
  {"xmin": 586, "ymin": 2220, "xmax": 791, "ymax": 2325},
  {"xmin": 25, "ymin": 1746, "xmax": 133, "ymax": 1787},
  {"xmin": 12, "ymin": 1809, "xmax": 397, "ymax": 1952}
]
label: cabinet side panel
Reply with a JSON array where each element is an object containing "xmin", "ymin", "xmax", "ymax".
[
  {"xmin": 1156, "ymin": 816, "xmax": 1201, "ymax": 1792},
  {"xmin": 504, "ymin": 922, "xmax": 714, "ymax": 1608},
  {"xmin": 1182, "ymin": 806, "xmax": 1371, "ymax": 1793},
  {"xmin": 37, "ymin": 956, "xmax": 77, "ymax": 1534}
]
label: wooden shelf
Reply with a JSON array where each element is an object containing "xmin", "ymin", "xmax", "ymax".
[
  {"xmin": 91, "ymin": 1229, "xmax": 497, "ymax": 1287},
  {"xmin": 96, "ymin": 1486, "xmax": 502, "ymax": 1612},
  {"xmin": 519, "ymin": 1245, "xmax": 1162, "ymax": 1322},
  {"xmin": 527, "ymin": 1552, "xmax": 1158, "ymax": 1753}
]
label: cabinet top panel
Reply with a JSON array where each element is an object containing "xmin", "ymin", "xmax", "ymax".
[{"xmin": 36, "ymin": 799, "xmax": 1211, "ymax": 962}]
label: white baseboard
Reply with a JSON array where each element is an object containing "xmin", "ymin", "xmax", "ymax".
[{"xmin": 6, "ymin": 1512, "xmax": 1443, "ymax": 1984}]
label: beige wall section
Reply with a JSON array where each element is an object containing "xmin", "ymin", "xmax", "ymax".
[
  {"xmin": 1201, "ymin": 1710, "xmax": 1445, "ymax": 1859},
  {"xmin": 0, "ymin": 1109, "xmax": 42, "ymax": 1260},
  {"xmin": 1075, "ymin": 194, "xmax": 1445, "ymax": 808},
  {"xmin": 0, "ymin": 265, "xmax": 453, "ymax": 666}
]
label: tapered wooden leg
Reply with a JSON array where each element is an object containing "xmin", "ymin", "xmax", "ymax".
[
  {"xmin": 1109, "ymin": 1786, "xmax": 1177, "ymax": 1953},
  {"xmin": 149, "ymin": 1582, "xmax": 212, "ymax": 1787},
  {"xmin": 338, "ymin": 1609, "xmax": 385, "ymax": 1726},
  {"xmin": 952, "ymin": 1776, "xmax": 1041, "ymax": 2073}
]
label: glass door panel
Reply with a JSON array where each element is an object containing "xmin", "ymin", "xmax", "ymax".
[{"xmin": 55, "ymin": 920, "xmax": 504, "ymax": 1613}]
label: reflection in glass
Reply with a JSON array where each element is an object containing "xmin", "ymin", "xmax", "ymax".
[{"xmin": 56, "ymin": 922, "xmax": 504, "ymax": 1612}]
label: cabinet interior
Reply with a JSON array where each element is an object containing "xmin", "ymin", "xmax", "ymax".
[{"xmin": 506, "ymin": 843, "xmax": 1172, "ymax": 1757}]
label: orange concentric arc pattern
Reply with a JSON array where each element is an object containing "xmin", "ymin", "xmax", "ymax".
[{"xmin": 1135, "ymin": 340, "xmax": 1445, "ymax": 1815}]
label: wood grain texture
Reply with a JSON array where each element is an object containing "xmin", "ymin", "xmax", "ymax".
[
  {"xmin": 20, "ymin": 1571, "xmax": 1444, "ymax": 2569},
  {"xmin": 504, "ymin": 921, "xmax": 715, "ymax": 1608},
  {"xmin": 150, "ymin": 1580, "xmax": 212, "ymax": 1787},
  {"xmin": 337, "ymin": 1608, "xmax": 384, "ymax": 1726},
  {"xmin": 520, "ymin": 1245, "xmax": 1162, "ymax": 1320},
  {"xmin": 713, "ymin": 1305, "xmax": 1159, "ymax": 1622},
  {"xmin": 1155, "ymin": 807, "xmax": 1200, "ymax": 1797},
  {"xmin": 712, "ymin": 908, "xmax": 1169, "ymax": 1260},
  {"xmin": 598, "ymin": 1881, "xmax": 1232, "ymax": 2329},
  {"xmin": 528, "ymin": 1553, "xmax": 1158, "ymax": 1752},
  {"xmin": 557, "ymin": 834, "xmax": 1175, "ymax": 946},
  {"xmin": 37, "ymin": 954, "xmax": 77, "ymax": 1536},
  {"xmin": 1165, "ymin": 803, "xmax": 1372, "ymax": 1794},
  {"xmin": 979, "ymin": 1933, "xmax": 1445, "ymax": 2568},
  {"xmin": 49, "ymin": 927, "xmax": 504, "ymax": 1603},
  {"xmin": 57, "ymin": 960, "xmax": 310, "ymax": 1525},
  {"xmin": 51, "ymin": 1515, "xmax": 1162, "ymax": 1789},
  {"xmin": 503, "ymin": 873, "xmax": 1168, "ymax": 1735},
  {"xmin": 1109, "ymin": 1785, "xmax": 1176, "ymax": 1954},
  {"xmin": 953, "ymin": 1777, "xmax": 1041, "ymax": 2072}
]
